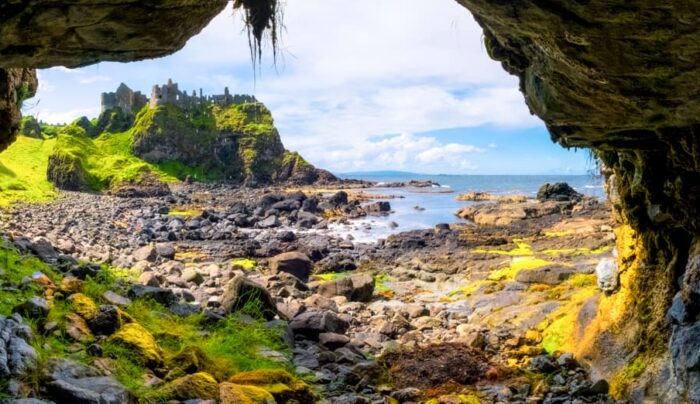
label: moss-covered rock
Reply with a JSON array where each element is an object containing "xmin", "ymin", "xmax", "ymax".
[
  {"xmin": 219, "ymin": 382, "xmax": 275, "ymax": 404},
  {"xmin": 20, "ymin": 116, "xmax": 43, "ymax": 139},
  {"xmin": 0, "ymin": 68, "xmax": 37, "ymax": 152},
  {"xmin": 95, "ymin": 107, "xmax": 134, "ymax": 134},
  {"xmin": 109, "ymin": 322, "xmax": 163, "ymax": 367},
  {"xmin": 162, "ymin": 372, "xmax": 219, "ymax": 401},
  {"xmin": 69, "ymin": 293, "xmax": 98, "ymax": 320},
  {"xmin": 228, "ymin": 369, "xmax": 315, "ymax": 403},
  {"xmin": 72, "ymin": 116, "xmax": 98, "ymax": 138}
]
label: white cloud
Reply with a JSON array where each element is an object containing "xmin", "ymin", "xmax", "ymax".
[
  {"xmin": 78, "ymin": 75, "xmax": 111, "ymax": 84},
  {"xmin": 302, "ymin": 132, "xmax": 483, "ymax": 173},
  {"xmin": 29, "ymin": 107, "xmax": 100, "ymax": 125}
]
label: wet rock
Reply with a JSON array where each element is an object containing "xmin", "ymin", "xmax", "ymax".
[
  {"xmin": 595, "ymin": 257, "xmax": 619, "ymax": 292},
  {"xmin": 289, "ymin": 310, "xmax": 350, "ymax": 340},
  {"xmin": 366, "ymin": 201, "xmax": 391, "ymax": 214},
  {"xmin": 220, "ymin": 275, "xmax": 279, "ymax": 321},
  {"xmin": 269, "ymin": 252, "xmax": 313, "ymax": 282}
]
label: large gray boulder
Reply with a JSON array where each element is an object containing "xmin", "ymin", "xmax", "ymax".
[
  {"xmin": 0, "ymin": 314, "xmax": 37, "ymax": 378},
  {"xmin": 44, "ymin": 359, "xmax": 133, "ymax": 404},
  {"xmin": 289, "ymin": 310, "xmax": 349, "ymax": 340},
  {"xmin": 311, "ymin": 274, "xmax": 375, "ymax": 302},
  {"xmin": 515, "ymin": 265, "xmax": 577, "ymax": 285},
  {"xmin": 269, "ymin": 252, "xmax": 313, "ymax": 282}
]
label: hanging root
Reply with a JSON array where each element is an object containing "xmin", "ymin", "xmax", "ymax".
[{"xmin": 233, "ymin": 0, "xmax": 283, "ymax": 70}]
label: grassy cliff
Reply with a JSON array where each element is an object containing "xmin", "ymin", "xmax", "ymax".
[{"xmin": 0, "ymin": 100, "xmax": 329, "ymax": 205}]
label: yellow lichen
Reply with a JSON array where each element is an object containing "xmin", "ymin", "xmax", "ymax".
[
  {"xmin": 162, "ymin": 372, "xmax": 219, "ymax": 401},
  {"xmin": 219, "ymin": 382, "xmax": 275, "ymax": 404},
  {"xmin": 609, "ymin": 357, "xmax": 647, "ymax": 399},
  {"xmin": 69, "ymin": 293, "xmax": 98, "ymax": 320},
  {"xmin": 110, "ymin": 323, "xmax": 163, "ymax": 366},
  {"xmin": 472, "ymin": 238, "xmax": 533, "ymax": 256},
  {"xmin": 488, "ymin": 257, "xmax": 553, "ymax": 281},
  {"xmin": 229, "ymin": 369, "xmax": 314, "ymax": 403}
]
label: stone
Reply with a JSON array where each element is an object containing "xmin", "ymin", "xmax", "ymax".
[
  {"xmin": 537, "ymin": 182, "xmax": 582, "ymax": 202},
  {"xmin": 155, "ymin": 243, "xmax": 176, "ymax": 259},
  {"xmin": 162, "ymin": 372, "xmax": 219, "ymax": 401},
  {"xmin": 12, "ymin": 297, "xmax": 49, "ymax": 320},
  {"xmin": 69, "ymin": 293, "xmax": 99, "ymax": 320},
  {"xmin": 59, "ymin": 277, "xmax": 84, "ymax": 294},
  {"xmin": 182, "ymin": 268, "xmax": 205, "ymax": 285},
  {"xmin": 595, "ymin": 258, "xmax": 619, "ymax": 292},
  {"xmin": 0, "ymin": 314, "xmax": 38, "ymax": 377},
  {"xmin": 65, "ymin": 313, "xmax": 94, "ymax": 343},
  {"xmin": 228, "ymin": 369, "xmax": 315, "ymax": 403},
  {"xmin": 557, "ymin": 352, "xmax": 578, "ymax": 369},
  {"xmin": 133, "ymin": 245, "xmax": 157, "ymax": 262},
  {"xmin": 319, "ymin": 332, "xmax": 350, "ymax": 350},
  {"xmin": 289, "ymin": 310, "xmax": 350, "ymax": 340},
  {"xmin": 45, "ymin": 359, "xmax": 132, "ymax": 404},
  {"xmin": 590, "ymin": 379, "xmax": 610, "ymax": 395},
  {"xmin": 102, "ymin": 291, "xmax": 131, "ymax": 307},
  {"xmin": 220, "ymin": 275, "xmax": 279, "ymax": 321},
  {"xmin": 138, "ymin": 271, "xmax": 160, "ymax": 287},
  {"xmin": 529, "ymin": 355, "xmax": 558, "ymax": 373},
  {"xmin": 109, "ymin": 323, "xmax": 163, "ymax": 367},
  {"xmin": 366, "ymin": 201, "xmax": 391, "ymax": 214},
  {"xmin": 219, "ymin": 382, "xmax": 275, "ymax": 404},
  {"xmin": 258, "ymin": 215, "xmax": 279, "ymax": 228},
  {"xmin": 269, "ymin": 252, "xmax": 313, "ymax": 282},
  {"xmin": 515, "ymin": 265, "xmax": 577, "ymax": 285},
  {"xmin": 89, "ymin": 305, "xmax": 122, "ymax": 335},
  {"xmin": 128, "ymin": 285, "xmax": 177, "ymax": 306},
  {"xmin": 28, "ymin": 237, "xmax": 58, "ymax": 263}
]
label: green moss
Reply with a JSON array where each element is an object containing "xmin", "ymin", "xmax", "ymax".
[
  {"xmin": 0, "ymin": 240, "xmax": 60, "ymax": 315},
  {"xmin": 0, "ymin": 136, "xmax": 57, "ymax": 206},
  {"xmin": 313, "ymin": 271, "xmax": 351, "ymax": 283},
  {"xmin": 609, "ymin": 357, "xmax": 647, "ymax": 398},
  {"xmin": 374, "ymin": 274, "xmax": 393, "ymax": 294}
]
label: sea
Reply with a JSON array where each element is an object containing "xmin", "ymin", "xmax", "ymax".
[{"xmin": 328, "ymin": 173, "xmax": 606, "ymax": 243}]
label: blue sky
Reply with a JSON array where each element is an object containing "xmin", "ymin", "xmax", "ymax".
[{"xmin": 24, "ymin": 0, "xmax": 593, "ymax": 175}]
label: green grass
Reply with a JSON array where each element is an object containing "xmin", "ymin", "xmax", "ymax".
[{"xmin": 0, "ymin": 136, "xmax": 57, "ymax": 206}]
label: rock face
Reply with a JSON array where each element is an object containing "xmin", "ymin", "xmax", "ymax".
[
  {"xmin": 0, "ymin": 1, "xmax": 228, "ymax": 69},
  {"xmin": 0, "ymin": 68, "xmax": 37, "ymax": 151},
  {"xmin": 455, "ymin": 0, "xmax": 700, "ymax": 400},
  {"xmin": 130, "ymin": 101, "xmax": 334, "ymax": 185}
]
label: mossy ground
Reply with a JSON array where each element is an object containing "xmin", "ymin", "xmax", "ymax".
[
  {"xmin": 0, "ymin": 136, "xmax": 57, "ymax": 206},
  {"xmin": 0, "ymin": 239, "xmax": 293, "ymax": 402}
]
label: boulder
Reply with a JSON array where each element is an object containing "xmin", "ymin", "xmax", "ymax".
[
  {"xmin": 155, "ymin": 243, "xmax": 176, "ymax": 260},
  {"xmin": 537, "ymin": 182, "xmax": 583, "ymax": 202},
  {"xmin": 289, "ymin": 310, "xmax": 349, "ymax": 340},
  {"xmin": 162, "ymin": 372, "xmax": 219, "ymax": 401},
  {"xmin": 219, "ymin": 382, "xmax": 275, "ymax": 404},
  {"xmin": 28, "ymin": 237, "xmax": 58, "ymax": 263},
  {"xmin": 269, "ymin": 252, "xmax": 313, "ymax": 282},
  {"xmin": 44, "ymin": 359, "xmax": 132, "ymax": 404},
  {"xmin": 595, "ymin": 258, "xmax": 619, "ymax": 292},
  {"xmin": 182, "ymin": 268, "xmax": 204, "ymax": 285},
  {"xmin": 132, "ymin": 245, "xmax": 157, "ymax": 262},
  {"xmin": 312, "ymin": 274, "xmax": 375, "ymax": 302},
  {"xmin": 366, "ymin": 201, "xmax": 391, "ymax": 214},
  {"xmin": 319, "ymin": 332, "xmax": 350, "ymax": 350},
  {"xmin": 228, "ymin": 369, "xmax": 315, "ymax": 403},
  {"xmin": 88, "ymin": 305, "xmax": 122, "ymax": 336},
  {"xmin": 0, "ymin": 314, "xmax": 37, "ymax": 377},
  {"xmin": 64, "ymin": 313, "xmax": 94, "ymax": 343},
  {"xmin": 220, "ymin": 275, "xmax": 279, "ymax": 321},
  {"xmin": 69, "ymin": 293, "xmax": 98, "ymax": 320}
]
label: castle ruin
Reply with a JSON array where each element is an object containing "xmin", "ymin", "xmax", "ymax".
[{"xmin": 100, "ymin": 79, "xmax": 256, "ymax": 115}]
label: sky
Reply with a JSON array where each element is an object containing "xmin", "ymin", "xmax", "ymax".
[{"xmin": 23, "ymin": 0, "xmax": 595, "ymax": 175}]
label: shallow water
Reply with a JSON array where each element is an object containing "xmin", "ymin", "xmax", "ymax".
[{"xmin": 329, "ymin": 174, "xmax": 605, "ymax": 243}]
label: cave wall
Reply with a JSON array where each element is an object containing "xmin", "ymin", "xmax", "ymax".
[{"xmin": 454, "ymin": 0, "xmax": 700, "ymax": 400}]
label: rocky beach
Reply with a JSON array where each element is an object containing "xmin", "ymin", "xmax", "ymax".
[{"xmin": 0, "ymin": 178, "xmax": 626, "ymax": 403}]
